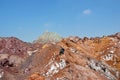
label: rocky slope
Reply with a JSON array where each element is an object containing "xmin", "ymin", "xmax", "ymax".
[{"xmin": 0, "ymin": 33, "xmax": 120, "ymax": 80}]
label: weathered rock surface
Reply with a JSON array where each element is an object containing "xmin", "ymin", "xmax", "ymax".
[{"xmin": 0, "ymin": 33, "xmax": 120, "ymax": 80}]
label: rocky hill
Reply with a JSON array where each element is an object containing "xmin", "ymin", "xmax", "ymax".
[{"xmin": 0, "ymin": 32, "xmax": 120, "ymax": 80}]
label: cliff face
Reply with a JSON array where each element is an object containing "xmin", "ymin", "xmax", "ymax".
[{"xmin": 0, "ymin": 33, "xmax": 120, "ymax": 80}]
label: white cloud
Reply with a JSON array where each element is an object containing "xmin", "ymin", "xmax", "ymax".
[
  {"xmin": 44, "ymin": 23, "xmax": 49, "ymax": 27},
  {"xmin": 44, "ymin": 22, "xmax": 55, "ymax": 27},
  {"xmin": 43, "ymin": 23, "xmax": 53, "ymax": 31},
  {"xmin": 17, "ymin": 27, "xmax": 23, "ymax": 30},
  {"xmin": 83, "ymin": 9, "xmax": 92, "ymax": 15}
]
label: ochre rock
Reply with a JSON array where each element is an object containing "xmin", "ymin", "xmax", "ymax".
[{"xmin": 0, "ymin": 33, "xmax": 120, "ymax": 80}]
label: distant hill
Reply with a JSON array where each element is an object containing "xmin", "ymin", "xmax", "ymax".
[
  {"xmin": 34, "ymin": 32, "xmax": 62, "ymax": 44},
  {"xmin": 0, "ymin": 32, "xmax": 120, "ymax": 80}
]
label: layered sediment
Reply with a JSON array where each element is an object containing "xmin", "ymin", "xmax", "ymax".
[{"xmin": 0, "ymin": 33, "xmax": 120, "ymax": 80}]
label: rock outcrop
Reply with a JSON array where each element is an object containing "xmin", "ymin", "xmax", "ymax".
[{"xmin": 0, "ymin": 33, "xmax": 120, "ymax": 80}]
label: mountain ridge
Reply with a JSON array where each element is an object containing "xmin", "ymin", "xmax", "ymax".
[{"xmin": 0, "ymin": 32, "xmax": 120, "ymax": 80}]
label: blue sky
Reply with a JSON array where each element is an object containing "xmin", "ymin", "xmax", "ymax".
[{"xmin": 0, "ymin": 0, "xmax": 120, "ymax": 42}]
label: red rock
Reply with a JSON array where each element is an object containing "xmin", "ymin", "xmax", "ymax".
[{"xmin": 0, "ymin": 33, "xmax": 120, "ymax": 80}]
